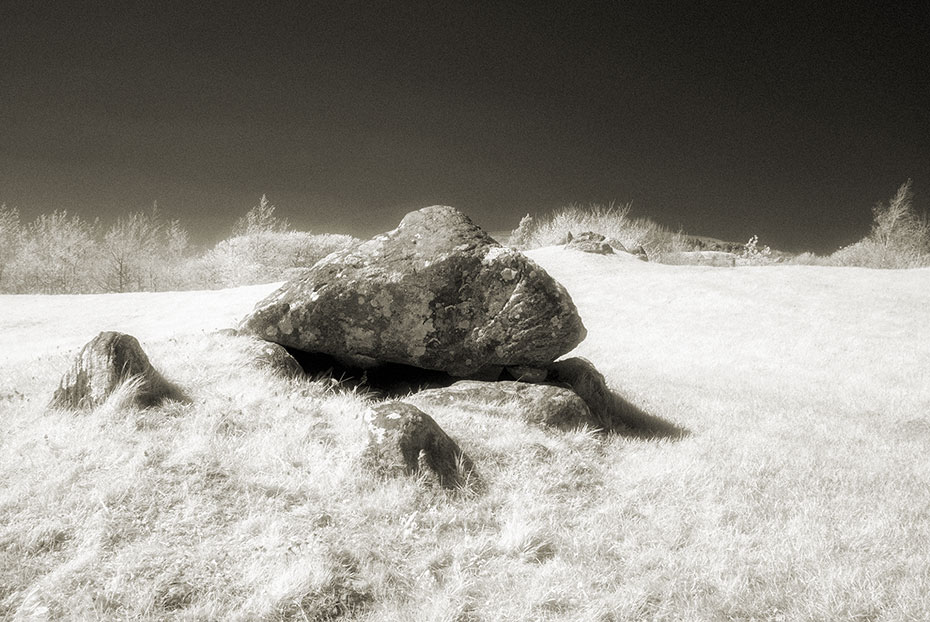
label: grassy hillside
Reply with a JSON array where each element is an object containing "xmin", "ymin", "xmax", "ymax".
[{"xmin": 2, "ymin": 250, "xmax": 929, "ymax": 620}]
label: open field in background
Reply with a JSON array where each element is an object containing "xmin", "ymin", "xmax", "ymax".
[
  {"xmin": 2, "ymin": 248, "xmax": 930, "ymax": 620},
  {"xmin": 0, "ymin": 284, "xmax": 279, "ymax": 366}
]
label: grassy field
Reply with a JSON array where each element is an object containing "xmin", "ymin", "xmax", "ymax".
[{"xmin": 2, "ymin": 248, "xmax": 929, "ymax": 621}]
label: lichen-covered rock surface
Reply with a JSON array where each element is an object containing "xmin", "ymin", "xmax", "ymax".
[
  {"xmin": 247, "ymin": 339, "xmax": 304, "ymax": 378},
  {"xmin": 240, "ymin": 206, "xmax": 586, "ymax": 376},
  {"xmin": 51, "ymin": 331, "xmax": 178, "ymax": 409},
  {"xmin": 407, "ymin": 380, "xmax": 595, "ymax": 430}
]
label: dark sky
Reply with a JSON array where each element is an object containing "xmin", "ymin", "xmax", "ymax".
[{"xmin": 2, "ymin": 1, "xmax": 928, "ymax": 253}]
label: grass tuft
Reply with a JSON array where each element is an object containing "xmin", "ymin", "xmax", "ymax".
[{"xmin": 509, "ymin": 202, "xmax": 689, "ymax": 257}]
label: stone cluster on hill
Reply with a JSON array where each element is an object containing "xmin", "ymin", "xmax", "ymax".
[
  {"xmin": 565, "ymin": 231, "xmax": 615, "ymax": 255},
  {"xmin": 238, "ymin": 206, "xmax": 635, "ymax": 485},
  {"xmin": 51, "ymin": 206, "xmax": 644, "ymax": 488},
  {"xmin": 561, "ymin": 231, "xmax": 649, "ymax": 260}
]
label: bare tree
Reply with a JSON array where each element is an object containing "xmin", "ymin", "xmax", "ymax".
[
  {"xmin": 232, "ymin": 194, "xmax": 289, "ymax": 236},
  {"xmin": 0, "ymin": 203, "xmax": 22, "ymax": 290},
  {"xmin": 158, "ymin": 218, "xmax": 191, "ymax": 290},
  {"xmin": 870, "ymin": 179, "xmax": 929, "ymax": 265},
  {"xmin": 508, "ymin": 213, "xmax": 535, "ymax": 249},
  {"xmin": 102, "ymin": 207, "xmax": 163, "ymax": 292},
  {"xmin": 19, "ymin": 210, "xmax": 100, "ymax": 293}
]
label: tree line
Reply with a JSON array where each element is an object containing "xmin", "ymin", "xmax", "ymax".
[{"xmin": 0, "ymin": 196, "xmax": 357, "ymax": 294}]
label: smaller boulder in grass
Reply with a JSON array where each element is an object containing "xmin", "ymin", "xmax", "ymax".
[
  {"xmin": 546, "ymin": 357, "xmax": 686, "ymax": 438},
  {"xmin": 251, "ymin": 340, "xmax": 304, "ymax": 378},
  {"xmin": 51, "ymin": 331, "xmax": 183, "ymax": 410},
  {"xmin": 545, "ymin": 357, "xmax": 621, "ymax": 431},
  {"xmin": 363, "ymin": 401, "xmax": 475, "ymax": 489},
  {"xmin": 408, "ymin": 380, "xmax": 594, "ymax": 430}
]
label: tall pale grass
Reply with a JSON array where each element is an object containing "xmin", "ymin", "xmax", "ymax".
[{"xmin": 510, "ymin": 202, "xmax": 687, "ymax": 256}]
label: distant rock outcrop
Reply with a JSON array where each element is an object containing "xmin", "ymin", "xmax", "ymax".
[
  {"xmin": 665, "ymin": 251, "xmax": 737, "ymax": 267},
  {"xmin": 51, "ymin": 331, "xmax": 182, "ymax": 409},
  {"xmin": 240, "ymin": 206, "xmax": 586, "ymax": 377},
  {"xmin": 363, "ymin": 401, "xmax": 475, "ymax": 488},
  {"xmin": 630, "ymin": 245, "xmax": 649, "ymax": 261},
  {"xmin": 565, "ymin": 231, "xmax": 615, "ymax": 255},
  {"xmin": 680, "ymin": 235, "xmax": 744, "ymax": 254},
  {"xmin": 605, "ymin": 237, "xmax": 628, "ymax": 253},
  {"xmin": 558, "ymin": 230, "xmax": 646, "ymax": 259}
]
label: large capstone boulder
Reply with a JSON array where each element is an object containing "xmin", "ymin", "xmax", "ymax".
[
  {"xmin": 363, "ymin": 401, "xmax": 475, "ymax": 488},
  {"xmin": 240, "ymin": 206, "xmax": 586, "ymax": 377},
  {"xmin": 407, "ymin": 380, "xmax": 595, "ymax": 430},
  {"xmin": 51, "ymin": 331, "xmax": 181, "ymax": 409}
]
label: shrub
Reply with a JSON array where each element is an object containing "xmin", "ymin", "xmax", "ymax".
[
  {"xmin": 829, "ymin": 180, "xmax": 929, "ymax": 268},
  {"xmin": 0, "ymin": 196, "xmax": 360, "ymax": 293},
  {"xmin": 787, "ymin": 252, "xmax": 832, "ymax": 266},
  {"xmin": 738, "ymin": 235, "xmax": 774, "ymax": 266},
  {"xmin": 14, "ymin": 211, "xmax": 101, "ymax": 294},
  {"xmin": 0, "ymin": 203, "xmax": 22, "ymax": 290},
  {"xmin": 507, "ymin": 214, "xmax": 535, "ymax": 249},
  {"xmin": 157, "ymin": 219, "xmax": 192, "ymax": 290},
  {"xmin": 829, "ymin": 238, "xmax": 927, "ymax": 269},
  {"xmin": 511, "ymin": 202, "xmax": 687, "ymax": 256},
  {"xmin": 188, "ymin": 231, "xmax": 359, "ymax": 288},
  {"xmin": 101, "ymin": 208, "xmax": 163, "ymax": 292},
  {"xmin": 870, "ymin": 180, "xmax": 926, "ymax": 250},
  {"xmin": 516, "ymin": 202, "xmax": 631, "ymax": 248},
  {"xmin": 97, "ymin": 207, "xmax": 198, "ymax": 292},
  {"xmin": 626, "ymin": 216, "xmax": 689, "ymax": 256},
  {"xmin": 232, "ymin": 194, "xmax": 289, "ymax": 236}
]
